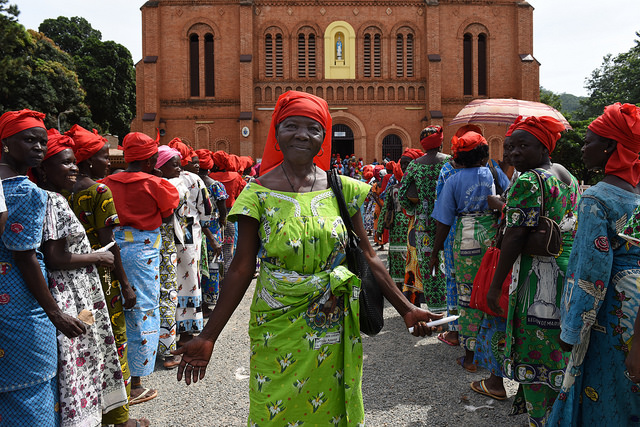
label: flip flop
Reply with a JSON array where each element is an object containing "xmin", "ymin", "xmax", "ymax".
[
  {"xmin": 163, "ymin": 355, "xmax": 181, "ymax": 369},
  {"xmin": 470, "ymin": 380, "xmax": 507, "ymax": 401},
  {"xmin": 437, "ymin": 332, "xmax": 459, "ymax": 347},
  {"xmin": 456, "ymin": 356, "xmax": 477, "ymax": 373},
  {"xmin": 129, "ymin": 387, "xmax": 158, "ymax": 405}
]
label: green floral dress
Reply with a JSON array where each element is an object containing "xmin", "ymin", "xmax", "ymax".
[
  {"xmin": 398, "ymin": 159, "xmax": 449, "ymax": 311},
  {"xmin": 503, "ymin": 168, "xmax": 580, "ymax": 425},
  {"xmin": 228, "ymin": 175, "xmax": 370, "ymax": 426},
  {"xmin": 376, "ymin": 179, "xmax": 410, "ymax": 284}
]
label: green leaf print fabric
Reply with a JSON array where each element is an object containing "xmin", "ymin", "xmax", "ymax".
[{"xmin": 228, "ymin": 175, "xmax": 370, "ymax": 426}]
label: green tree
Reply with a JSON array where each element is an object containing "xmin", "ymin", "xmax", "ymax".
[
  {"xmin": 0, "ymin": 3, "xmax": 90, "ymax": 129},
  {"xmin": 39, "ymin": 16, "xmax": 135, "ymax": 138},
  {"xmin": 38, "ymin": 16, "xmax": 101, "ymax": 56},
  {"xmin": 578, "ymin": 31, "xmax": 640, "ymax": 120}
]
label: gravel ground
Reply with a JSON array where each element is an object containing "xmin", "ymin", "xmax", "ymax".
[{"xmin": 130, "ymin": 241, "xmax": 529, "ymax": 426}]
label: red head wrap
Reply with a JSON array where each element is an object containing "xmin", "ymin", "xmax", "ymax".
[
  {"xmin": 511, "ymin": 116, "xmax": 565, "ymax": 153},
  {"xmin": 168, "ymin": 138, "xmax": 195, "ymax": 167},
  {"xmin": 363, "ymin": 165, "xmax": 374, "ymax": 181},
  {"xmin": 212, "ymin": 151, "xmax": 232, "ymax": 171},
  {"xmin": 393, "ymin": 161, "xmax": 404, "ymax": 181},
  {"xmin": 505, "ymin": 116, "xmax": 522, "ymax": 137},
  {"xmin": 420, "ymin": 126, "xmax": 444, "ymax": 151},
  {"xmin": 44, "ymin": 128, "xmax": 75, "ymax": 161},
  {"xmin": 451, "ymin": 131, "xmax": 488, "ymax": 158},
  {"xmin": 401, "ymin": 148, "xmax": 424, "ymax": 160},
  {"xmin": 195, "ymin": 149, "xmax": 213, "ymax": 170},
  {"xmin": 261, "ymin": 90, "xmax": 332, "ymax": 175},
  {"xmin": 228, "ymin": 154, "xmax": 241, "ymax": 173},
  {"xmin": 121, "ymin": 132, "xmax": 159, "ymax": 163},
  {"xmin": 588, "ymin": 103, "xmax": 640, "ymax": 186},
  {"xmin": 65, "ymin": 124, "xmax": 107, "ymax": 164},
  {"xmin": 0, "ymin": 109, "xmax": 46, "ymax": 151},
  {"xmin": 385, "ymin": 161, "xmax": 395, "ymax": 172},
  {"xmin": 373, "ymin": 164, "xmax": 384, "ymax": 181},
  {"xmin": 455, "ymin": 124, "xmax": 483, "ymax": 138}
]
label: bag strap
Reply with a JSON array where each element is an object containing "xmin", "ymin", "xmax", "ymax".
[
  {"xmin": 327, "ymin": 169, "xmax": 360, "ymax": 246},
  {"xmin": 529, "ymin": 168, "xmax": 546, "ymax": 216}
]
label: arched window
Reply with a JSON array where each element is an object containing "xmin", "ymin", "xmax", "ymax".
[
  {"xmin": 382, "ymin": 134, "xmax": 403, "ymax": 162},
  {"xmin": 462, "ymin": 25, "xmax": 489, "ymax": 97},
  {"xmin": 463, "ymin": 33, "xmax": 472, "ymax": 95},
  {"xmin": 188, "ymin": 26, "xmax": 215, "ymax": 98},
  {"xmin": 190, "ymin": 34, "xmax": 199, "ymax": 97},
  {"xmin": 396, "ymin": 27, "xmax": 415, "ymax": 78},
  {"xmin": 204, "ymin": 33, "xmax": 214, "ymax": 97},
  {"xmin": 265, "ymin": 29, "xmax": 284, "ymax": 78},
  {"xmin": 478, "ymin": 33, "xmax": 487, "ymax": 96},
  {"xmin": 297, "ymin": 28, "xmax": 317, "ymax": 78},
  {"xmin": 363, "ymin": 28, "xmax": 382, "ymax": 78}
]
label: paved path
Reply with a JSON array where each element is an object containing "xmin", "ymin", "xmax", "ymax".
[{"xmin": 130, "ymin": 239, "xmax": 529, "ymax": 426}]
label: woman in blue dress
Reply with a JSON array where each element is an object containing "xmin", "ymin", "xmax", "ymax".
[
  {"xmin": 549, "ymin": 103, "xmax": 640, "ymax": 425},
  {"xmin": 0, "ymin": 109, "xmax": 86, "ymax": 425}
]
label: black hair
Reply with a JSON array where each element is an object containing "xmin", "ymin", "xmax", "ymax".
[{"xmin": 454, "ymin": 144, "xmax": 489, "ymax": 168}]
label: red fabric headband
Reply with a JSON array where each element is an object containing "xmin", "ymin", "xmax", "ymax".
[
  {"xmin": 511, "ymin": 116, "xmax": 565, "ymax": 153},
  {"xmin": 195, "ymin": 149, "xmax": 213, "ymax": 170},
  {"xmin": 66, "ymin": 124, "xmax": 107, "ymax": 164},
  {"xmin": 420, "ymin": 126, "xmax": 444, "ymax": 151},
  {"xmin": 588, "ymin": 103, "xmax": 640, "ymax": 186},
  {"xmin": 121, "ymin": 132, "xmax": 159, "ymax": 163},
  {"xmin": 261, "ymin": 90, "xmax": 332, "ymax": 175},
  {"xmin": 451, "ymin": 131, "xmax": 487, "ymax": 158},
  {"xmin": 44, "ymin": 128, "xmax": 75, "ymax": 161},
  {"xmin": 0, "ymin": 109, "xmax": 46, "ymax": 141},
  {"xmin": 168, "ymin": 138, "xmax": 195, "ymax": 167}
]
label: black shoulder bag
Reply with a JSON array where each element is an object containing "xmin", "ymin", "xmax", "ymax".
[{"xmin": 327, "ymin": 169, "xmax": 384, "ymax": 336}]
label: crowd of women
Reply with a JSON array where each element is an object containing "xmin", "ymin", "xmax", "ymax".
[
  {"xmin": 1, "ymin": 94, "xmax": 639, "ymax": 427},
  {"xmin": 0, "ymin": 110, "xmax": 249, "ymax": 426}
]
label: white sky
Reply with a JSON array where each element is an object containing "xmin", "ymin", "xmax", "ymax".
[{"xmin": 12, "ymin": 0, "xmax": 640, "ymax": 97}]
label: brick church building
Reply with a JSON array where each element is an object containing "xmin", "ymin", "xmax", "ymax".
[{"xmin": 131, "ymin": 0, "xmax": 539, "ymax": 163}]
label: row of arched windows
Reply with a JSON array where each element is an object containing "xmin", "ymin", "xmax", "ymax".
[{"xmin": 187, "ymin": 24, "xmax": 489, "ymax": 98}]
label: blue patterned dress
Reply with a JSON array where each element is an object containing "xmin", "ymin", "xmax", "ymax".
[
  {"xmin": 0, "ymin": 177, "xmax": 59, "ymax": 426},
  {"xmin": 548, "ymin": 182, "xmax": 640, "ymax": 425}
]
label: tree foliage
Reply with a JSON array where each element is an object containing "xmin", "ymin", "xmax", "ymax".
[
  {"xmin": 578, "ymin": 32, "xmax": 640, "ymax": 120},
  {"xmin": 39, "ymin": 16, "xmax": 136, "ymax": 138},
  {"xmin": 0, "ymin": 3, "xmax": 90, "ymax": 129}
]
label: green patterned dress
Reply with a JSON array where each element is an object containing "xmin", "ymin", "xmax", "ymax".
[
  {"xmin": 503, "ymin": 168, "xmax": 580, "ymax": 425},
  {"xmin": 228, "ymin": 175, "xmax": 370, "ymax": 426},
  {"xmin": 398, "ymin": 159, "xmax": 449, "ymax": 311},
  {"xmin": 376, "ymin": 179, "xmax": 410, "ymax": 284}
]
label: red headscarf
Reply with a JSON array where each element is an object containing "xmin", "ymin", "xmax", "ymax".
[
  {"xmin": 363, "ymin": 165, "xmax": 374, "ymax": 181},
  {"xmin": 65, "ymin": 124, "xmax": 107, "ymax": 164},
  {"xmin": 44, "ymin": 128, "xmax": 75, "ymax": 161},
  {"xmin": 588, "ymin": 103, "xmax": 640, "ymax": 186},
  {"xmin": 505, "ymin": 116, "xmax": 522, "ymax": 137},
  {"xmin": 393, "ymin": 161, "xmax": 404, "ymax": 181},
  {"xmin": 168, "ymin": 137, "xmax": 195, "ymax": 167},
  {"xmin": 420, "ymin": 126, "xmax": 444, "ymax": 151},
  {"xmin": 511, "ymin": 116, "xmax": 565, "ymax": 153},
  {"xmin": 455, "ymin": 124, "xmax": 483, "ymax": 138},
  {"xmin": 0, "ymin": 109, "xmax": 46, "ymax": 152},
  {"xmin": 121, "ymin": 132, "xmax": 159, "ymax": 163},
  {"xmin": 195, "ymin": 149, "xmax": 213, "ymax": 170},
  {"xmin": 261, "ymin": 90, "xmax": 332, "ymax": 175},
  {"xmin": 401, "ymin": 148, "xmax": 424, "ymax": 160},
  {"xmin": 451, "ymin": 131, "xmax": 488, "ymax": 158},
  {"xmin": 212, "ymin": 151, "xmax": 232, "ymax": 171},
  {"xmin": 373, "ymin": 164, "xmax": 384, "ymax": 181}
]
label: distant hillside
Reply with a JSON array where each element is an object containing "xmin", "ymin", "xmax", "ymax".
[{"xmin": 558, "ymin": 93, "xmax": 586, "ymax": 115}]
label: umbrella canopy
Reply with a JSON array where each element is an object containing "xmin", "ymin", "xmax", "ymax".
[{"xmin": 450, "ymin": 98, "xmax": 572, "ymax": 130}]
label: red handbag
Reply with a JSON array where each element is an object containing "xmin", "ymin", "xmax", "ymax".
[{"xmin": 470, "ymin": 247, "xmax": 511, "ymax": 318}]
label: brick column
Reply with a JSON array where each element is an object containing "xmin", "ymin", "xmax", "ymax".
[{"xmin": 239, "ymin": 0, "xmax": 255, "ymax": 156}]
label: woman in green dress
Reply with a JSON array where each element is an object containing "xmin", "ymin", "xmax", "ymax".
[
  {"xmin": 173, "ymin": 91, "xmax": 442, "ymax": 425},
  {"xmin": 487, "ymin": 116, "xmax": 580, "ymax": 426},
  {"xmin": 399, "ymin": 126, "xmax": 449, "ymax": 312}
]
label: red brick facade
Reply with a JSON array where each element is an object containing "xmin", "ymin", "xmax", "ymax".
[{"xmin": 132, "ymin": 0, "xmax": 539, "ymax": 163}]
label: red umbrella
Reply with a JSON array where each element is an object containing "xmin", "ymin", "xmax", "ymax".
[{"xmin": 449, "ymin": 98, "xmax": 572, "ymax": 130}]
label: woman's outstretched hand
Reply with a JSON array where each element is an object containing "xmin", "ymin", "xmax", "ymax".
[
  {"xmin": 403, "ymin": 308, "xmax": 444, "ymax": 337},
  {"xmin": 171, "ymin": 336, "xmax": 215, "ymax": 385}
]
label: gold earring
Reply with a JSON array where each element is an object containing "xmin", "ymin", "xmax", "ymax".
[{"xmin": 3, "ymin": 145, "xmax": 8, "ymax": 153}]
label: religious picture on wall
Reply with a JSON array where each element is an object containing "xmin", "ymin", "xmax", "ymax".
[{"xmin": 336, "ymin": 34, "xmax": 343, "ymax": 60}]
